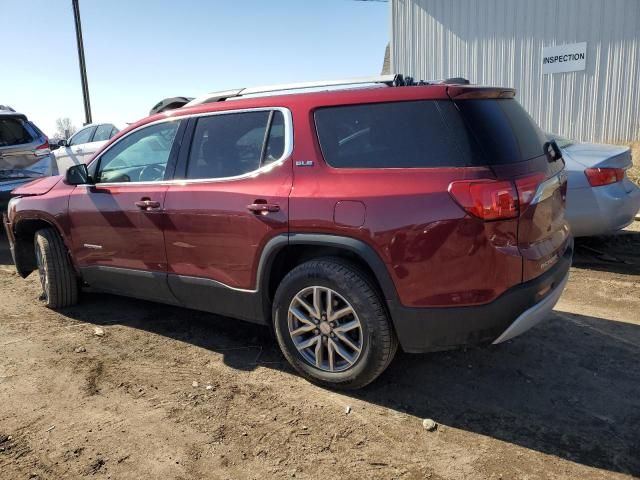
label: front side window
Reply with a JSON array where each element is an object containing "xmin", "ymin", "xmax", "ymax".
[
  {"xmin": 96, "ymin": 121, "xmax": 180, "ymax": 183},
  {"xmin": 185, "ymin": 110, "xmax": 286, "ymax": 180},
  {"xmin": 92, "ymin": 124, "xmax": 115, "ymax": 142},
  {"xmin": 69, "ymin": 126, "xmax": 95, "ymax": 146}
]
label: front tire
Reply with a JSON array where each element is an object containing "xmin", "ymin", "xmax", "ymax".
[
  {"xmin": 34, "ymin": 228, "xmax": 78, "ymax": 308},
  {"xmin": 273, "ymin": 258, "xmax": 397, "ymax": 389}
]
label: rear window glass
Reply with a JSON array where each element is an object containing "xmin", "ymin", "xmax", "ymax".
[
  {"xmin": 0, "ymin": 117, "xmax": 36, "ymax": 147},
  {"xmin": 454, "ymin": 99, "xmax": 548, "ymax": 163},
  {"xmin": 314, "ymin": 100, "xmax": 479, "ymax": 168},
  {"xmin": 314, "ymin": 98, "xmax": 547, "ymax": 168}
]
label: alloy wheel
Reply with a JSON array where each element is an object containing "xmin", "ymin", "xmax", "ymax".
[
  {"xmin": 35, "ymin": 245, "xmax": 48, "ymax": 301},
  {"xmin": 287, "ymin": 286, "xmax": 363, "ymax": 372}
]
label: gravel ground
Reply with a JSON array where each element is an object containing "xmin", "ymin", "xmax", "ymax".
[{"xmin": 0, "ymin": 225, "xmax": 639, "ymax": 480}]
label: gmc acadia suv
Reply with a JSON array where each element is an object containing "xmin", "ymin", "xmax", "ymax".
[{"xmin": 3, "ymin": 75, "xmax": 572, "ymax": 389}]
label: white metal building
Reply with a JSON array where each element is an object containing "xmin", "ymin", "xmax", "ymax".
[{"xmin": 390, "ymin": 0, "xmax": 640, "ymax": 143}]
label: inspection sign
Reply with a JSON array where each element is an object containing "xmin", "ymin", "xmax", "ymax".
[{"xmin": 542, "ymin": 42, "xmax": 587, "ymax": 74}]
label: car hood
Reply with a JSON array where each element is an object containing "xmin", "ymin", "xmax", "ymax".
[
  {"xmin": 10, "ymin": 175, "xmax": 63, "ymax": 196},
  {"xmin": 562, "ymin": 143, "xmax": 631, "ymax": 169}
]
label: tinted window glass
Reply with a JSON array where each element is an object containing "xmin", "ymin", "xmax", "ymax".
[
  {"xmin": 109, "ymin": 127, "xmax": 119, "ymax": 139},
  {"xmin": 97, "ymin": 121, "xmax": 180, "ymax": 183},
  {"xmin": 0, "ymin": 117, "xmax": 35, "ymax": 147},
  {"xmin": 186, "ymin": 111, "xmax": 270, "ymax": 179},
  {"xmin": 314, "ymin": 101, "xmax": 477, "ymax": 168},
  {"xmin": 70, "ymin": 127, "xmax": 95, "ymax": 146},
  {"xmin": 263, "ymin": 111, "xmax": 285, "ymax": 165},
  {"xmin": 92, "ymin": 124, "xmax": 115, "ymax": 142},
  {"xmin": 454, "ymin": 99, "xmax": 548, "ymax": 163}
]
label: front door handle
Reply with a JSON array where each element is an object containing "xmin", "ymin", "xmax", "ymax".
[
  {"xmin": 247, "ymin": 202, "xmax": 280, "ymax": 214},
  {"xmin": 135, "ymin": 199, "xmax": 161, "ymax": 210}
]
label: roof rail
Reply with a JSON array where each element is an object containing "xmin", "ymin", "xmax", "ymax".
[{"xmin": 184, "ymin": 74, "xmax": 419, "ymax": 107}]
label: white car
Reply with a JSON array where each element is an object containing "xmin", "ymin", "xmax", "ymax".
[
  {"xmin": 550, "ymin": 134, "xmax": 640, "ymax": 237},
  {"xmin": 53, "ymin": 123, "xmax": 119, "ymax": 174}
]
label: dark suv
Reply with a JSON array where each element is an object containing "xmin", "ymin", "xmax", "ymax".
[{"xmin": 3, "ymin": 76, "xmax": 572, "ymax": 389}]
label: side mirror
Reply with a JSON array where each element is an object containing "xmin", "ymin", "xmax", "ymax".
[
  {"xmin": 58, "ymin": 139, "xmax": 69, "ymax": 147},
  {"xmin": 66, "ymin": 164, "xmax": 91, "ymax": 185}
]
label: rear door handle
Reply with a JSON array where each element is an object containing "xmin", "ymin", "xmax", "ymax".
[
  {"xmin": 247, "ymin": 202, "xmax": 280, "ymax": 214},
  {"xmin": 135, "ymin": 199, "xmax": 161, "ymax": 210}
]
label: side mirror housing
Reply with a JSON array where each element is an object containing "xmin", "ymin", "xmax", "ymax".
[
  {"xmin": 66, "ymin": 164, "xmax": 91, "ymax": 185},
  {"xmin": 58, "ymin": 139, "xmax": 69, "ymax": 147}
]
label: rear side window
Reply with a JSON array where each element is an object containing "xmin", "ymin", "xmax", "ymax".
[
  {"xmin": 454, "ymin": 99, "xmax": 548, "ymax": 163},
  {"xmin": 186, "ymin": 110, "xmax": 286, "ymax": 180},
  {"xmin": 0, "ymin": 117, "xmax": 36, "ymax": 147},
  {"xmin": 314, "ymin": 101, "xmax": 477, "ymax": 168}
]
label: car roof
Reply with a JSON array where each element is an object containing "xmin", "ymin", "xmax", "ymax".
[
  {"xmin": 116, "ymin": 80, "xmax": 512, "ymax": 142},
  {"xmin": 0, "ymin": 111, "xmax": 28, "ymax": 121}
]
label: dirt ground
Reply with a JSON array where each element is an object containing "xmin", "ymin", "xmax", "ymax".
[{"xmin": 1, "ymin": 225, "xmax": 639, "ymax": 480}]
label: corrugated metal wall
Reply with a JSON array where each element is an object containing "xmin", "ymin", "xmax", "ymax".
[{"xmin": 391, "ymin": 0, "xmax": 640, "ymax": 143}]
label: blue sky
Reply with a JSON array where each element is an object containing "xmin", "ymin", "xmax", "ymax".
[{"xmin": 2, "ymin": 0, "xmax": 389, "ymax": 136}]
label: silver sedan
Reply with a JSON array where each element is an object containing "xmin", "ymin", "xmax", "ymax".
[{"xmin": 550, "ymin": 134, "xmax": 640, "ymax": 237}]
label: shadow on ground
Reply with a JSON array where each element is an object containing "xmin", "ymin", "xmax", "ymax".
[
  {"xmin": 574, "ymin": 232, "xmax": 640, "ymax": 275},
  {"xmin": 0, "ymin": 231, "xmax": 12, "ymax": 267},
  {"xmin": 51, "ymin": 290, "xmax": 640, "ymax": 477}
]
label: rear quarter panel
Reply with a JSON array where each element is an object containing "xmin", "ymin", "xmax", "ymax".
[{"xmin": 288, "ymin": 102, "xmax": 522, "ymax": 308}]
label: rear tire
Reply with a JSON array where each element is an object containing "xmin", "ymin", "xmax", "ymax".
[
  {"xmin": 34, "ymin": 228, "xmax": 78, "ymax": 308},
  {"xmin": 273, "ymin": 258, "xmax": 397, "ymax": 390}
]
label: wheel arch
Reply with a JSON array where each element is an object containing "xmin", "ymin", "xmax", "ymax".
[
  {"xmin": 12, "ymin": 216, "xmax": 68, "ymax": 278},
  {"xmin": 258, "ymin": 234, "xmax": 399, "ymax": 321}
]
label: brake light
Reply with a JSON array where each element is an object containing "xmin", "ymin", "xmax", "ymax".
[
  {"xmin": 515, "ymin": 173, "xmax": 545, "ymax": 209},
  {"xmin": 584, "ymin": 168, "xmax": 624, "ymax": 187},
  {"xmin": 34, "ymin": 139, "xmax": 51, "ymax": 156},
  {"xmin": 448, "ymin": 180, "xmax": 518, "ymax": 220}
]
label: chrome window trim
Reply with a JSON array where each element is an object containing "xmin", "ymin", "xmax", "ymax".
[
  {"xmin": 91, "ymin": 106, "xmax": 293, "ymax": 187},
  {"xmin": 531, "ymin": 171, "xmax": 567, "ymax": 205}
]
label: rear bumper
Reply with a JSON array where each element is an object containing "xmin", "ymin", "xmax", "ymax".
[
  {"xmin": 391, "ymin": 239, "xmax": 573, "ymax": 353},
  {"xmin": 566, "ymin": 180, "xmax": 640, "ymax": 237}
]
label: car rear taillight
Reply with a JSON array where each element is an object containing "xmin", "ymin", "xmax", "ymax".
[
  {"xmin": 515, "ymin": 173, "xmax": 546, "ymax": 209},
  {"xmin": 584, "ymin": 167, "xmax": 624, "ymax": 187},
  {"xmin": 448, "ymin": 180, "xmax": 519, "ymax": 220},
  {"xmin": 449, "ymin": 173, "xmax": 547, "ymax": 221},
  {"xmin": 34, "ymin": 139, "xmax": 51, "ymax": 156}
]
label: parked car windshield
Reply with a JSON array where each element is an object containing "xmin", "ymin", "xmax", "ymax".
[
  {"xmin": 69, "ymin": 126, "xmax": 95, "ymax": 146},
  {"xmin": 0, "ymin": 117, "xmax": 36, "ymax": 147}
]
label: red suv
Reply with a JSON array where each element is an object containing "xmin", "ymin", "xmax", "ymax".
[{"xmin": 3, "ymin": 75, "xmax": 572, "ymax": 389}]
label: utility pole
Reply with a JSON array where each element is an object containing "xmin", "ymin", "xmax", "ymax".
[{"xmin": 72, "ymin": 0, "xmax": 92, "ymax": 125}]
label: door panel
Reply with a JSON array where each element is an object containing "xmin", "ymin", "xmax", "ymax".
[
  {"xmin": 164, "ymin": 108, "xmax": 293, "ymax": 301},
  {"xmin": 164, "ymin": 164, "xmax": 292, "ymax": 290},
  {"xmin": 68, "ymin": 184, "xmax": 178, "ymax": 303},
  {"xmin": 67, "ymin": 119, "xmax": 184, "ymax": 302}
]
